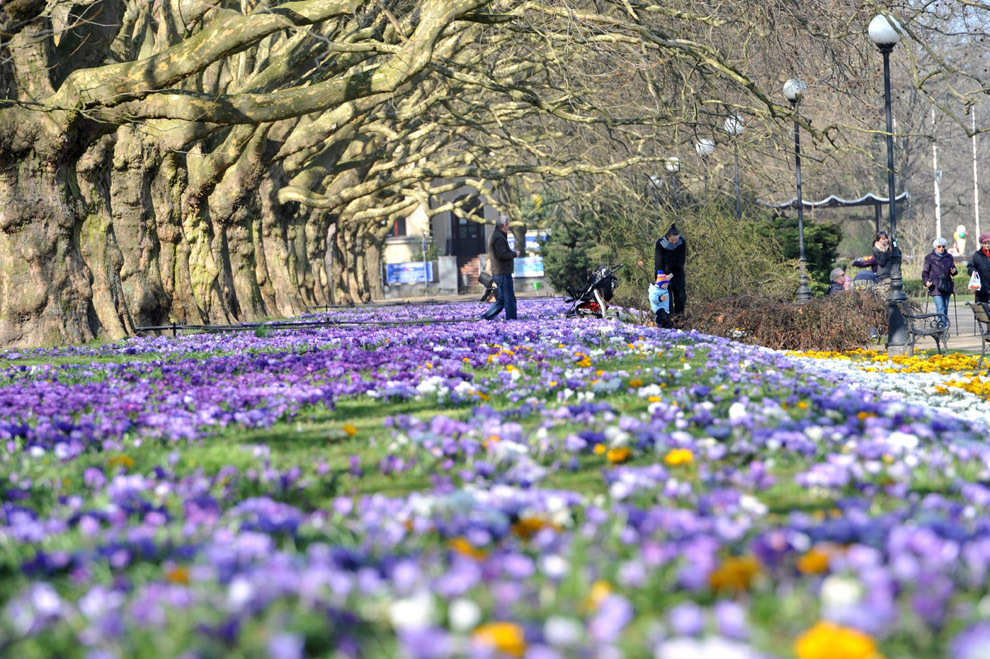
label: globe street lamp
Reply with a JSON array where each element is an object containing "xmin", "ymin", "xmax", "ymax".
[
  {"xmin": 696, "ymin": 139, "xmax": 714, "ymax": 196},
  {"xmin": 783, "ymin": 78, "xmax": 811, "ymax": 303},
  {"xmin": 870, "ymin": 14, "xmax": 908, "ymax": 355},
  {"xmin": 723, "ymin": 115, "xmax": 745, "ymax": 221},
  {"xmin": 665, "ymin": 156, "xmax": 681, "ymax": 207}
]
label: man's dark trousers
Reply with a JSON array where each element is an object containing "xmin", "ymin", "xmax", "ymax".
[{"xmin": 482, "ymin": 273, "xmax": 517, "ymax": 319}]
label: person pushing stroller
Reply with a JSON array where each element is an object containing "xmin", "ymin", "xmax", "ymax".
[{"xmin": 649, "ymin": 271, "xmax": 673, "ymax": 328}]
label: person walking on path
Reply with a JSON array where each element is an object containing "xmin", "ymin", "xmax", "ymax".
[
  {"xmin": 968, "ymin": 233, "xmax": 990, "ymax": 305},
  {"xmin": 654, "ymin": 224, "xmax": 686, "ymax": 315},
  {"xmin": 481, "ymin": 215, "xmax": 519, "ymax": 320},
  {"xmin": 922, "ymin": 237, "xmax": 958, "ymax": 327}
]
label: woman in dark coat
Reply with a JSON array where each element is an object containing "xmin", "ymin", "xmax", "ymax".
[
  {"xmin": 654, "ymin": 224, "xmax": 686, "ymax": 314},
  {"xmin": 921, "ymin": 237, "xmax": 957, "ymax": 327},
  {"xmin": 871, "ymin": 230, "xmax": 892, "ymax": 283},
  {"xmin": 968, "ymin": 233, "xmax": 990, "ymax": 305}
]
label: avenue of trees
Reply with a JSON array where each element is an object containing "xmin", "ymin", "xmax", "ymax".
[{"xmin": 2, "ymin": 0, "xmax": 990, "ymax": 346}]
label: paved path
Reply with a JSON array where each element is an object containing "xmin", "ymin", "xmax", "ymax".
[{"xmin": 904, "ymin": 299, "xmax": 985, "ymax": 353}]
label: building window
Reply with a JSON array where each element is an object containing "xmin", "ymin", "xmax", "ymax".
[{"xmin": 390, "ymin": 217, "xmax": 407, "ymax": 237}]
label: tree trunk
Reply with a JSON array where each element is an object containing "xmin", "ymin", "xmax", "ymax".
[{"xmin": 0, "ymin": 146, "xmax": 99, "ymax": 346}]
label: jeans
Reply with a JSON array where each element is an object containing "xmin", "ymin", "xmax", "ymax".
[
  {"xmin": 481, "ymin": 273, "xmax": 517, "ymax": 320},
  {"xmin": 932, "ymin": 294, "xmax": 949, "ymax": 327}
]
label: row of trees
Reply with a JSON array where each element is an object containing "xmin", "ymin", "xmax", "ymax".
[{"xmin": 2, "ymin": 1, "xmax": 990, "ymax": 346}]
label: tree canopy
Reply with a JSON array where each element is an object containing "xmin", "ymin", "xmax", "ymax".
[{"xmin": 1, "ymin": 0, "xmax": 989, "ymax": 345}]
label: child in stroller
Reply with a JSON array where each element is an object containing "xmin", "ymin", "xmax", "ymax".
[{"xmin": 565, "ymin": 264, "xmax": 623, "ymax": 318}]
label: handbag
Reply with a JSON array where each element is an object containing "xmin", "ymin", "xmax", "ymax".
[
  {"xmin": 969, "ymin": 271, "xmax": 982, "ymax": 290},
  {"xmin": 937, "ymin": 273, "xmax": 953, "ymax": 294}
]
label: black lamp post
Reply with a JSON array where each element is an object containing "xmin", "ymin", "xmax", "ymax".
[
  {"xmin": 783, "ymin": 78, "xmax": 811, "ymax": 303},
  {"xmin": 723, "ymin": 115, "xmax": 744, "ymax": 221},
  {"xmin": 870, "ymin": 14, "xmax": 909, "ymax": 355},
  {"xmin": 696, "ymin": 139, "xmax": 714, "ymax": 197}
]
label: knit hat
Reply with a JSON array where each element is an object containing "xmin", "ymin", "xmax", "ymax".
[
  {"xmin": 981, "ymin": 233, "xmax": 990, "ymax": 244},
  {"xmin": 655, "ymin": 271, "xmax": 670, "ymax": 284},
  {"xmin": 932, "ymin": 237, "xmax": 948, "ymax": 248}
]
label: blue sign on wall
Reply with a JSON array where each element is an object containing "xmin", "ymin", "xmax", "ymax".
[
  {"xmin": 507, "ymin": 232, "xmax": 546, "ymax": 253},
  {"xmin": 515, "ymin": 257, "xmax": 545, "ymax": 278},
  {"xmin": 386, "ymin": 262, "xmax": 434, "ymax": 284}
]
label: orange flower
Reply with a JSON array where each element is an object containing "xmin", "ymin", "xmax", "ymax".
[
  {"xmin": 165, "ymin": 566, "xmax": 190, "ymax": 585},
  {"xmin": 107, "ymin": 454, "xmax": 135, "ymax": 470},
  {"xmin": 593, "ymin": 444, "xmax": 606, "ymax": 455},
  {"xmin": 606, "ymin": 447, "xmax": 632, "ymax": 464},
  {"xmin": 449, "ymin": 536, "xmax": 488, "ymax": 560},
  {"xmin": 511, "ymin": 517, "xmax": 560, "ymax": 539},
  {"xmin": 628, "ymin": 378, "xmax": 643, "ymax": 387},
  {"xmin": 474, "ymin": 622, "xmax": 526, "ymax": 657},
  {"xmin": 708, "ymin": 556, "xmax": 761, "ymax": 592},
  {"xmin": 583, "ymin": 580, "xmax": 612, "ymax": 612},
  {"xmin": 794, "ymin": 621, "xmax": 881, "ymax": 659},
  {"xmin": 796, "ymin": 548, "xmax": 830, "ymax": 574},
  {"xmin": 664, "ymin": 448, "xmax": 693, "ymax": 466},
  {"xmin": 342, "ymin": 424, "xmax": 358, "ymax": 437}
]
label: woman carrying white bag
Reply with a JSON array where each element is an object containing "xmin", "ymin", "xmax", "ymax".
[{"xmin": 967, "ymin": 233, "xmax": 990, "ymax": 304}]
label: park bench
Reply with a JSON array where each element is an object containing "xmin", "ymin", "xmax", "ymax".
[
  {"xmin": 894, "ymin": 299, "xmax": 949, "ymax": 355},
  {"xmin": 966, "ymin": 301, "xmax": 990, "ymax": 369}
]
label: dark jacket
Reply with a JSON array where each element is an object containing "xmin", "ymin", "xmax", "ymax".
[
  {"xmin": 968, "ymin": 250, "xmax": 990, "ymax": 294},
  {"xmin": 488, "ymin": 227, "xmax": 515, "ymax": 275},
  {"xmin": 826, "ymin": 281, "xmax": 845, "ymax": 296},
  {"xmin": 654, "ymin": 236, "xmax": 686, "ymax": 289},
  {"xmin": 921, "ymin": 251, "xmax": 957, "ymax": 295},
  {"xmin": 872, "ymin": 245, "xmax": 893, "ymax": 281}
]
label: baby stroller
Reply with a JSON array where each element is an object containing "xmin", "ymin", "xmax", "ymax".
[{"xmin": 565, "ymin": 264, "xmax": 623, "ymax": 318}]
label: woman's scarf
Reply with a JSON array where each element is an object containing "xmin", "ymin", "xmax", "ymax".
[
  {"xmin": 660, "ymin": 236, "xmax": 682, "ymax": 251},
  {"xmin": 983, "ymin": 246, "xmax": 990, "ymax": 258}
]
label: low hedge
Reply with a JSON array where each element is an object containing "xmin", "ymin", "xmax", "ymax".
[{"xmin": 676, "ymin": 289, "xmax": 888, "ymax": 351}]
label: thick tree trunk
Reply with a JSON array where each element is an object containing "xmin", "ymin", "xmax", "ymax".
[{"xmin": 0, "ymin": 155, "xmax": 98, "ymax": 346}]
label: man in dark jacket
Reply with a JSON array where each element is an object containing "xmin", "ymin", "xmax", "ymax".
[
  {"xmin": 481, "ymin": 215, "xmax": 519, "ymax": 320},
  {"xmin": 826, "ymin": 267, "xmax": 847, "ymax": 295},
  {"xmin": 968, "ymin": 233, "xmax": 990, "ymax": 304},
  {"xmin": 654, "ymin": 224, "xmax": 686, "ymax": 314}
]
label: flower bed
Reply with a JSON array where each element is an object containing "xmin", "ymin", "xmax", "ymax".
[{"xmin": 0, "ymin": 301, "xmax": 988, "ymax": 658}]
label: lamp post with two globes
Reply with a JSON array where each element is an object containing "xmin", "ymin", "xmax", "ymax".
[
  {"xmin": 783, "ymin": 78, "xmax": 811, "ymax": 303},
  {"xmin": 869, "ymin": 13, "xmax": 909, "ymax": 355},
  {"xmin": 696, "ymin": 139, "xmax": 714, "ymax": 197},
  {"xmin": 665, "ymin": 156, "xmax": 681, "ymax": 208},
  {"xmin": 723, "ymin": 116, "xmax": 745, "ymax": 221}
]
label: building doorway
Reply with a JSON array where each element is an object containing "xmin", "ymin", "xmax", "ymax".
[{"xmin": 450, "ymin": 196, "xmax": 486, "ymax": 257}]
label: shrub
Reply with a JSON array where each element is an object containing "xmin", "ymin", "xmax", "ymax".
[{"xmin": 676, "ymin": 289, "xmax": 888, "ymax": 351}]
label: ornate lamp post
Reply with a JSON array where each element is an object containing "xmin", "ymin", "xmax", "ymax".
[
  {"xmin": 723, "ymin": 115, "xmax": 745, "ymax": 221},
  {"xmin": 696, "ymin": 139, "xmax": 714, "ymax": 196},
  {"xmin": 783, "ymin": 78, "xmax": 811, "ymax": 303},
  {"xmin": 665, "ymin": 156, "xmax": 681, "ymax": 207},
  {"xmin": 869, "ymin": 14, "xmax": 908, "ymax": 355}
]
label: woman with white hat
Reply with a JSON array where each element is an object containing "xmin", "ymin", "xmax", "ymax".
[{"xmin": 922, "ymin": 237, "xmax": 957, "ymax": 327}]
